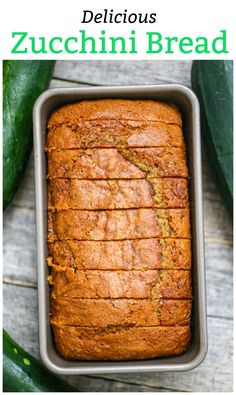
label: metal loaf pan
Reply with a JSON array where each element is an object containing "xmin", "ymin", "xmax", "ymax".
[{"xmin": 33, "ymin": 85, "xmax": 207, "ymax": 374}]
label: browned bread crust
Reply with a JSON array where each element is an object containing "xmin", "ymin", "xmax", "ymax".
[
  {"xmin": 51, "ymin": 325, "xmax": 190, "ymax": 360},
  {"xmin": 49, "ymin": 268, "xmax": 192, "ymax": 299},
  {"xmin": 47, "ymin": 147, "xmax": 188, "ymax": 179},
  {"xmin": 46, "ymin": 120, "xmax": 184, "ymax": 150},
  {"xmin": 50, "ymin": 299, "xmax": 191, "ymax": 327},
  {"xmin": 48, "ymin": 238, "xmax": 191, "ymax": 270},
  {"xmin": 48, "ymin": 178, "xmax": 189, "ymax": 210},
  {"xmin": 48, "ymin": 99, "xmax": 182, "ymax": 126}
]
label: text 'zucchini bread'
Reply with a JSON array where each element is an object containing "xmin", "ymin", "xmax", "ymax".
[{"xmin": 46, "ymin": 99, "xmax": 192, "ymax": 361}]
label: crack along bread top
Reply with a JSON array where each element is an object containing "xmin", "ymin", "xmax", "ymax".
[{"xmin": 47, "ymin": 148, "xmax": 188, "ymax": 179}]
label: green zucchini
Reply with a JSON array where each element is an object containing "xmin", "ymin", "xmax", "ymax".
[
  {"xmin": 3, "ymin": 60, "xmax": 55, "ymax": 210},
  {"xmin": 191, "ymin": 60, "xmax": 233, "ymax": 214},
  {"xmin": 3, "ymin": 330, "xmax": 77, "ymax": 392}
]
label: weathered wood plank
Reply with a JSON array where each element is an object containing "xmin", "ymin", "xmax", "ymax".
[
  {"xmin": 3, "ymin": 284, "xmax": 233, "ymax": 392},
  {"xmin": 4, "ymin": 285, "xmax": 39, "ymax": 356},
  {"xmin": 202, "ymin": 151, "xmax": 232, "ymax": 241},
  {"xmin": 3, "ymin": 205, "xmax": 37, "ymax": 284},
  {"xmin": 50, "ymin": 79, "xmax": 90, "ymax": 88},
  {"xmin": 63, "ymin": 376, "xmax": 170, "ymax": 392},
  {"xmin": 205, "ymin": 243, "xmax": 232, "ymax": 319},
  {"xmin": 54, "ymin": 60, "xmax": 192, "ymax": 86}
]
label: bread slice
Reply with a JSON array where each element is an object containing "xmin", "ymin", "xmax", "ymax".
[
  {"xmin": 51, "ymin": 325, "xmax": 190, "ymax": 360},
  {"xmin": 50, "ymin": 298, "xmax": 191, "ymax": 327},
  {"xmin": 47, "ymin": 147, "xmax": 188, "ymax": 179},
  {"xmin": 48, "ymin": 178, "xmax": 189, "ymax": 210},
  {"xmin": 48, "ymin": 208, "xmax": 191, "ymax": 242},
  {"xmin": 49, "ymin": 268, "xmax": 192, "ymax": 299},
  {"xmin": 46, "ymin": 120, "xmax": 184, "ymax": 150},
  {"xmin": 48, "ymin": 238, "xmax": 191, "ymax": 270}
]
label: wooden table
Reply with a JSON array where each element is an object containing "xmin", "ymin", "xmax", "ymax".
[{"xmin": 3, "ymin": 60, "xmax": 233, "ymax": 392}]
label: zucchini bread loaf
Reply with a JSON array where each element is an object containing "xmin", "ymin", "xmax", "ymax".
[{"xmin": 46, "ymin": 99, "xmax": 192, "ymax": 361}]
